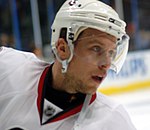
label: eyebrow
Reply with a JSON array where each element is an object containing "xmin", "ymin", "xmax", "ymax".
[
  {"xmin": 79, "ymin": 32, "xmax": 117, "ymax": 42},
  {"xmin": 87, "ymin": 38, "xmax": 117, "ymax": 50}
]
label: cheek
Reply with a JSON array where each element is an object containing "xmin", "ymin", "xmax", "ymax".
[
  {"xmin": 69, "ymin": 56, "xmax": 89, "ymax": 72},
  {"xmin": 68, "ymin": 58, "xmax": 92, "ymax": 80}
]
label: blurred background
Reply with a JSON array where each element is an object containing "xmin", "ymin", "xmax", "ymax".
[
  {"xmin": 0, "ymin": 0, "xmax": 149, "ymax": 130},
  {"xmin": 0, "ymin": 0, "xmax": 150, "ymax": 57}
]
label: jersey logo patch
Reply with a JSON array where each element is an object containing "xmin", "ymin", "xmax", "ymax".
[
  {"xmin": 42, "ymin": 99, "xmax": 63, "ymax": 124},
  {"xmin": 44, "ymin": 106, "xmax": 56, "ymax": 117}
]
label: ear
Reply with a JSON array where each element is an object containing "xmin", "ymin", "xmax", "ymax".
[{"xmin": 56, "ymin": 38, "xmax": 70, "ymax": 60}]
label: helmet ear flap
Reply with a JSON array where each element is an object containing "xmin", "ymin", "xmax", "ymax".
[
  {"xmin": 52, "ymin": 27, "xmax": 75, "ymax": 73},
  {"xmin": 52, "ymin": 41, "xmax": 74, "ymax": 73}
]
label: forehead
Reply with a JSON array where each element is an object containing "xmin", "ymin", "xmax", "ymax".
[
  {"xmin": 75, "ymin": 28, "xmax": 117, "ymax": 50},
  {"xmin": 78, "ymin": 28, "xmax": 117, "ymax": 42}
]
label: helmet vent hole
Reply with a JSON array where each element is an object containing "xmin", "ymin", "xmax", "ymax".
[
  {"xmin": 78, "ymin": 4, "xmax": 82, "ymax": 7},
  {"xmin": 109, "ymin": 26, "xmax": 112, "ymax": 30}
]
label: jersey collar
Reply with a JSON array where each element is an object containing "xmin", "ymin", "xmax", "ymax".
[{"xmin": 37, "ymin": 66, "xmax": 96, "ymax": 125}]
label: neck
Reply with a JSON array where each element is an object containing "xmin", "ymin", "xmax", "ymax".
[
  {"xmin": 52, "ymin": 61, "xmax": 77, "ymax": 94},
  {"xmin": 52, "ymin": 61, "xmax": 63, "ymax": 89}
]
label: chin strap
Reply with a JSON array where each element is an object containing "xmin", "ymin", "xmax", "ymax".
[
  {"xmin": 61, "ymin": 42, "xmax": 74, "ymax": 73},
  {"xmin": 52, "ymin": 42, "xmax": 74, "ymax": 73},
  {"xmin": 60, "ymin": 26, "xmax": 76, "ymax": 73},
  {"xmin": 72, "ymin": 94, "xmax": 92, "ymax": 130},
  {"xmin": 61, "ymin": 60, "xmax": 69, "ymax": 73}
]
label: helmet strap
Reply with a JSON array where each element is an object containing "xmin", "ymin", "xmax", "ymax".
[
  {"xmin": 61, "ymin": 60, "xmax": 69, "ymax": 73},
  {"xmin": 61, "ymin": 42, "xmax": 74, "ymax": 73},
  {"xmin": 52, "ymin": 41, "xmax": 74, "ymax": 73}
]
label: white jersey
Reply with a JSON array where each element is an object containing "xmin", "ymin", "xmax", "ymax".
[{"xmin": 0, "ymin": 47, "xmax": 136, "ymax": 130}]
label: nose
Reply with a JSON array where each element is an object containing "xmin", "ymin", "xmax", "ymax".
[{"xmin": 98, "ymin": 55, "xmax": 111, "ymax": 70}]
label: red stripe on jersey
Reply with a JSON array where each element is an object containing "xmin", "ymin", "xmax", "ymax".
[
  {"xmin": 37, "ymin": 66, "xmax": 50, "ymax": 123},
  {"xmin": 49, "ymin": 93, "xmax": 96, "ymax": 123}
]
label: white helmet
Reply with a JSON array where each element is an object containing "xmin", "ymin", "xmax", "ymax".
[{"xmin": 51, "ymin": 0, "xmax": 129, "ymax": 73}]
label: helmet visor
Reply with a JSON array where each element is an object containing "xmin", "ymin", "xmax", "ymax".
[{"xmin": 72, "ymin": 33, "xmax": 129, "ymax": 74}]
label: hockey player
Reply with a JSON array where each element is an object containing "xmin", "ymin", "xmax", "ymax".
[{"xmin": 0, "ymin": 0, "xmax": 136, "ymax": 130}]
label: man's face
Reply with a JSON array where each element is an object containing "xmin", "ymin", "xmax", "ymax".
[{"xmin": 63, "ymin": 28, "xmax": 117, "ymax": 94}]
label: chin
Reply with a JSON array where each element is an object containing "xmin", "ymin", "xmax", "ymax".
[{"xmin": 86, "ymin": 88, "xmax": 97, "ymax": 95}]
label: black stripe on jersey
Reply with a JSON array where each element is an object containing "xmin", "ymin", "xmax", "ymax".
[{"xmin": 44, "ymin": 65, "xmax": 86, "ymax": 110}]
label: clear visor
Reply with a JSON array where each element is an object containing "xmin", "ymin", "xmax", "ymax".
[
  {"xmin": 72, "ymin": 34, "xmax": 129, "ymax": 74},
  {"xmin": 111, "ymin": 34, "xmax": 129, "ymax": 73}
]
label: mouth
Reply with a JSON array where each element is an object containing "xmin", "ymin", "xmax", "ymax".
[{"xmin": 92, "ymin": 75, "xmax": 104, "ymax": 84}]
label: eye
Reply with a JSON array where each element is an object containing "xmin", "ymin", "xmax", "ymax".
[{"xmin": 92, "ymin": 46, "xmax": 101, "ymax": 52}]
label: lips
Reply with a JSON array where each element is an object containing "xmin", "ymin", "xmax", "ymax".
[
  {"xmin": 92, "ymin": 76, "xmax": 104, "ymax": 84},
  {"xmin": 92, "ymin": 73, "xmax": 106, "ymax": 84}
]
